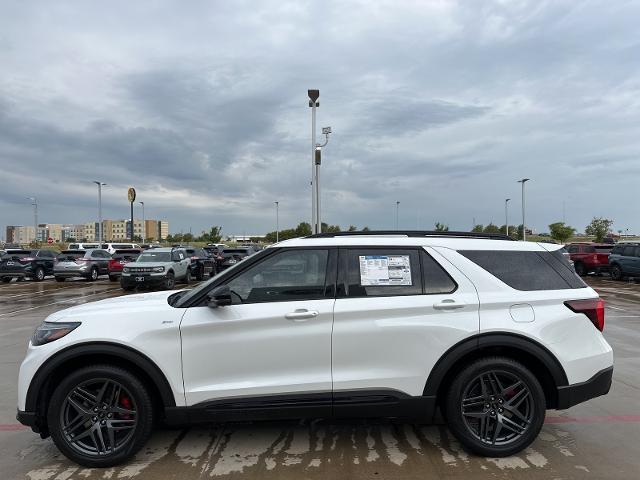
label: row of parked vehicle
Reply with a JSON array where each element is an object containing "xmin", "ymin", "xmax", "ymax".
[
  {"xmin": 565, "ymin": 241, "xmax": 640, "ymax": 280},
  {"xmin": 0, "ymin": 243, "xmax": 262, "ymax": 290}
]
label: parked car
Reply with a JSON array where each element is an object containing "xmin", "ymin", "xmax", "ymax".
[
  {"xmin": 100, "ymin": 243, "xmax": 142, "ymax": 254},
  {"xmin": 54, "ymin": 249, "xmax": 112, "ymax": 282},
  {"xmin": 108, "ymin": 249, "xmax": 143, "ymax": 282},
  {"xmin": 17, "ymin": 230, "xmax": 612, "ymax": 466},
  {"xmin": 219, "ymin": 247, "xmax": 255, "ymax": 270},
  {"xmin": 120, "ymin": 247, "xmax": 190, "ymax": 291},
  {"xmin": 608, "ymin": 243, "xmax": 640, "ymax": 280},
  {"xmin": 566, "ymin": 242, "xmax": 613, "ymax": 276},
  {"xmin": 67, "ymin": 243, "xmax": 101, "ymax": 250},
  {"xmin": 183, "ymin": 247, "xmax": 217, "ymax": 280},
  {"xmin": 0, "ymin": 249, "xmax": 57, "ymax": 282}
]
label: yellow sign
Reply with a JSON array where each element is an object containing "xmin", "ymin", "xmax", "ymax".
[{"xmin": 127, "ymin": 187, "xmax": 136, "ymax": 203}]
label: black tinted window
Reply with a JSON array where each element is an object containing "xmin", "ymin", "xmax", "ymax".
[
  {"xmin": 567, "ymin": 245, "xmax": 579, "ymax": 253},
  {"xmin": 611, "ymin": 245, "xmax": 623, "ymax": 255},
  {"xmin": 227, "ymin": 249, "xmax": 329, "ymax": 303},
  {"xmin": 460, "ymin": 250, "xmax": 586, "ymax": 291},
  {"xmin": 623, "ymin": 246, "xmax": 636, "ymax": 256},
  {"xmin": 421, "ymin": 251, "xmax": 457, "ymax": 294},
  {"xmin": 343, "ymin": 249, "xmax": 421, "ymax": 297}
]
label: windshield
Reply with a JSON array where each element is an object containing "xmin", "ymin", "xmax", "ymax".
[
  {"xmin": 173, "ymin": 249, "xmax": 270, "ymax": 307},
  {"xmin": 137, "ymin": 252, "xmax": 171, "ymax": 262}
]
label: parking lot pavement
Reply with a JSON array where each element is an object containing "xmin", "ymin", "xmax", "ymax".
[{"xmin": 0, "ymin": 277, "xmax": 639, "ymax": 479}]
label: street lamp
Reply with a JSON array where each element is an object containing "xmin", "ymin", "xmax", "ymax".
[
  {"xmin": 307, "ymin": 90, "xmax": 332, "ymax": 235},
  {"xmin": 139, "ymin": 201, "xmax": 145, "ymax": 242},
  {"xmin": 517, "ymin": 178, "xmax": 530, "ymax": 241},
  {"xmin": 93, "ymin": 181, "xmax": 106, "ymax": 242},
  {"xmin": 27, "ymin": 197, "xmax": 38, "ymax": 243},
  {"xmin": 395, "ymin": 201, "xmax": 400, "ymax": 230},
  {"xmin": 274, "ymin": 201, "xmax": 279, "ymax": 242},
  {"xmin": 505, "ymin": 198, "xmax": 511, "ymax": 236}
]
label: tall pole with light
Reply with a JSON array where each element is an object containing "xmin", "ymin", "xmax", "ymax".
[
  {"xmin": 307, "ymin": 90, "xmax": 332, "ymax": 235},
  {"xmin": 27, "ymin": 197, "xmax": 38, "ymax": 243},
  {"xmin": 505, "ymin": 198, "xmax": 511, "ymax": 236},
  {"xmin": 395, "ymin": 201, "xmax": 400, "ymax": 230},
  {"xmin": 139, "ymin": 201, "xmax": 145, "ymax": 242},
  {"xmin": 517, "ymin": 178, "xmax": 530, "ymax": 241},
  {"xmin": 274, "ymin": 201, "xmax": 279, "ymax": 242},
  {"xmin": 93, "ymin": 181, "xmax": 106, "ymax": 242}
]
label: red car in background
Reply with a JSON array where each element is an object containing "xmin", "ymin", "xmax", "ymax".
[
  {"xmin": 108, "ymin": 248, "xmax": 143, "ymax": 282},
  {"xmin": 566, "ymin": 242, "xmax": 614, "ymax": 276}
]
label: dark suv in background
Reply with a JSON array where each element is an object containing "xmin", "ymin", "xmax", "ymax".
[
  {"xmin": 184, "ymin": 247, "xmax": 217, "ymax": 280},
  {"xmin": 0, "ymin": 249, "xmax": 57, "ymax": 282},
  {"xmin": 219, "ymin": 247, "xmax": 256, "ymax": 270},
  {"xmin": 608, "ymin": 243, "xmax": 640, "ymax": 280}
]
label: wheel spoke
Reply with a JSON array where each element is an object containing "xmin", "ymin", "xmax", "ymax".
[
  {"xmin": 491, "ymin": 420, "xmax": 503, "ymax": 445},
  {"xmin": 107, "ymin": 419, "xmax": 136, "ymax": 431},
  {"xmin": 96, "ymin": 380, "xmax": 111, "ymax": 403},
  {"xmin": 505, "ymin": 385, "xmax": 529, "ymax": 409},
  {"xmin": 71, "ymin": 387, "xmax": 97, "ymax": 407},
  {"xmin": 67, "ymin": 395, "xmax": 92, "ymax": 415},
  {"xmin": 499, "ymin": 414, "xmax": 527, "ymax": 435}
]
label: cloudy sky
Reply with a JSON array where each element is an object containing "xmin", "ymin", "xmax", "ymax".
[{"xmin": 1, "ymin": 0, "xmax": 639, "ymax": 238}]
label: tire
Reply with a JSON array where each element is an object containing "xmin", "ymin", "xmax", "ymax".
[
  {"xmin": 109, "ymin": 275, "xmax": 118, "ymax": 282},
  {"xmin": 55, "ymin": 277, "xmax": 65, "ymax": 282},
  {"xmin": 1, "ymin": 277, "xmax": 11, "ymax": 283},
  {"xmin": 184, "ymin": 269, "xmax": 191, "ymax": 285},
  {"xmin": 196, "ymin": 266, "xmax": 204, "ymax": 281},
  {"xmin": 444, "ymin": 356, "xmax": 546, "ymax": 457},
  {"xmin": 574, "ymin": 262, "xmax": 586, "ymax": 276},
  {"xmin": 88, "ymin": 267, "xmax": 99, "ymax": 282},
  {"xmin": 611, "ymin": 264, "xmax": 624, "ymax": 281},
  {"xmin": 34, "ymin": 267, "xmax": 45, "ymax": 282},
  {"xmin": 164, "ymin": 272, "xmax": 175, "ymax": 290},
  {"xmin": 47, "ymin": 364, "xmax": 153, "ymax": 468}
]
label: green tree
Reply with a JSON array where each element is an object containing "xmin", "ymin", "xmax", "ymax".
[
  {"xmin": 197, "ymin": 226, "xmax": 223, "ymax": 243},
  {"xmin": 471, "ymin": 224, "xmax": 484, "ymax": 233},
  {"xmin": 434, "ymin": 222, "xmax": 449, "ymax": 232},
  {"xmin": 585, "ymin": 217, "xmax": 614, "ymax": 242},
  {"xmin": 362, "ymin": 226, "xmax": 370, "ymax": 231},
  {"xmin": 348, "ymin": 225, "xmax": 357, "ymax": 232},
  {"xmin": 321, "ymin": 223, "xmax": 341, "ymax": 233},
  {"xmin": 483, "ymin": 223, "xmax": 501, "ymax": 234},
  {"xmin": 549, "ymin": 222, "xmax": 575, "ymax": 243}
]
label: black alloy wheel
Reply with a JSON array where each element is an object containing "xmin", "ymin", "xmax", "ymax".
[
  {"xmin": 34, "ymin": 267, "xmax": 45, "ymax": 281},
  {"xmin": 164, "ymin": 272, "xmax": 175, "ymax": 290},
  {"xmin": 610, "ymin": 264, "xmax": 623, "ymax": 281},
  {"xmin": 89, "ymin": 267, "xmax": 99, "ymax": 281}
]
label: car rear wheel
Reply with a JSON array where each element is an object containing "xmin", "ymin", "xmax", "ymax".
[
  {"xmin": 47, "ymin": 365, "xmax": 153, "ymax": 468},
  {"xmin": 88, "ymin": 267, "xmax": 99, "ymax": 282},
  {"xmin": 444, "ymin": 357, "xmax": 545, "ymax": 457},
  {"xmin": 611, "ymin": 264, "xmax": 624, "ymax": 281},
  {"xmin": 164, "ymin": 272, "xmax": 175, "ymax": 290},
  {"xmin": 184, "ymin": 269, "xmax": 191, "ymax": 284},
  {"xmin": 196, "ymin": 266, "xmax": 204, "ymax": 281},
  {"xmin": 34, "ymin": 267, "xmax": 45, "ymax": 281},
  {"xmin": 574, "ymin": 262, "xmax": 586, "ymax": 276},
  {"xmin": 55, "ymin": 277, "xmax": 65, "ymax": 282}
]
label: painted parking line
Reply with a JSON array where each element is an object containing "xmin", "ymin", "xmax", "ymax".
[
  {"xmin": 0, "ymin": 288, "xmax": 123, "ymax": 318},
  {"xmin": 0, "ymin": 423, "xmax": 29, "ymax": 431}
]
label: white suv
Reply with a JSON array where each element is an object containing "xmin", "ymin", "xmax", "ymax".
[{"xmin": 17, "ymin": 231, "xmax": 613, "ymax": 467}]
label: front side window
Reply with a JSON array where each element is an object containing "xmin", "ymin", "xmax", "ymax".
[
  {"xmin": 342, "ymin": 249, "xmax": 422, "ymax": 297},
  {"xmin": 226, "ymin": 249, "xmax": 329, "ymax": 304}
]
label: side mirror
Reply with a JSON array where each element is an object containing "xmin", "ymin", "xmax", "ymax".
[{"xmin": 207, "ymin": 285, "xmax": 232, "ymax": 308}]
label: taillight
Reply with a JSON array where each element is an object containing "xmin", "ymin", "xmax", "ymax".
[
  {"xmin": 565, "ymin": 298, "xmax": 605, "ymax": 331},
  {"xmin": 592, "ymin": 254, "xmax": 598, "ymax": 263}
]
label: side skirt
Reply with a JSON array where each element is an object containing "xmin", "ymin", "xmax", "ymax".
[{"xmin": 164, "ymin": 390, "xmax": 437, "ymax": 426}]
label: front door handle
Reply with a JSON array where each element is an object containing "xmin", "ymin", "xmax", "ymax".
[
  {"xmin": 285, "ymin": 309, "xmax": 319, "ymax": 321},
  {"xmin": 433, "ymin": 299, "xmax": 466, "ymax": 310}
]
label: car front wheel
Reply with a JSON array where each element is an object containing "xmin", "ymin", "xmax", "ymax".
[
  {"xmin": 610, "ymin": 264, "xmax": 623, "ymax": 281},
  {"xmin": 444, "ymin": 357, "xmax": 545, "ymax": 457},
  {"xmin": 47, "ymin": 365, "xmax": 153, "ymax": 468},
  {"xmin": 164, "ymin": 272, "xmax": 175, "ymax": 290}
]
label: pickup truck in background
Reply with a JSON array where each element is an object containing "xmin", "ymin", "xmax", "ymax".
[{"xmin": 566, "ymin": 242, "xmax": 614, "ymax": 276}]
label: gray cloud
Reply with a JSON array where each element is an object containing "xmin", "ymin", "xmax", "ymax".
[{"xmin": 1, "ymin": 0, "xmax": 640, "ymax": 237}]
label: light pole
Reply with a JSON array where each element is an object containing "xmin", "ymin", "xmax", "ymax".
[
  {"xmin": 93, "ymin": 181, "xmax": 106, "ymax": 242},
  {"xmin": 308, "ymin": 90, "xmax": 319, "ymax": 233},
  {"xmin": 274, "ymin": 201, "xmax": 279, "ymax": 242},
  {"xmin": 517, "ymin": 178, "xmax": 530, "ymax": 241},
  {"xmin": 505, "ymin": 198, "xmax": 511, "ymax": 236},
  {"xmin": 27, "ymin": 197, "xmax": 38, "ymax": 243},
  {"xmin": 395, "ymin": 201, "xmax": 400, "ymax": 230},
  {"xmin": 139, "ymin": 201, "xmax": 145, "ymax": 242}
]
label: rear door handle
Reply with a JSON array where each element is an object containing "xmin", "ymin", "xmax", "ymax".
[
  {"xmin": 433, "ymin": 299, "xmax": 466, "ymax": 310},
  {"xmin": 285, "ymin": 309, "xmax": 319, "ymax": 321}
]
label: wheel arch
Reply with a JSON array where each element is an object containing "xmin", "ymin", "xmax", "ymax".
[
  {"xmin": 26, "ymin": 342, "xmax": 176, "ymax": 434},
  {"xmin": 424, "ymin": 333, "xmax": 568, "ymax": 409}
]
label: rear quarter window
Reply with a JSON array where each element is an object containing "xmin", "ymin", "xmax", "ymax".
[{"xmin": 459, "ymin": 250, "xmax": 586, "ymax": 291}]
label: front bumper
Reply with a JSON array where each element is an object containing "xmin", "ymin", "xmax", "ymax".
[
  {"xmin": 556, "ymin": 366, "xmax": 613, "ymax": 409},
  {"xmin": 121, "ymin": 274, "xmax": 167, "ymax": 287}
]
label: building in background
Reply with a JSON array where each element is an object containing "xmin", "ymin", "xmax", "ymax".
[
  {"xmin": 158, "ymin": 221, "xmax": 169, "ymax": 241},
  {"xmin": 83, "ymin": 222, "xmax": 97, "ymax": 242},
  {"xmin": 5, "ymin": 226, "xmax": 36, "ymax": 244}
]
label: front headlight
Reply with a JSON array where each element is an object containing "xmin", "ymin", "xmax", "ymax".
[
  {"xmin": 123, "ymin": 267, "xmax": 130, "ymax": 273},
  {"xmin": 153, "ymin": 266, "xmax": 165, "ymax": 273},
  {"xmin": 32, "ymin": 322, "xmax": 81, "ymax": 346}
]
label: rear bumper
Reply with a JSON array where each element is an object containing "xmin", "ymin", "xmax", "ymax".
[
  {"xmin": 556, "ymin": 366, "xmax": 613, "ymax": 409},
  {"xmin": 54, "ymin": 270, "xmax": 89, "ymax": 278}
]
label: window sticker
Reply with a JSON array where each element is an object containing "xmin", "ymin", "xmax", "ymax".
[{"xmin": 359, "ymin": 255, "xmax": 412, "ymax": 286}]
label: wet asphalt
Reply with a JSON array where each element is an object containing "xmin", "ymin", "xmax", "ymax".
[{"xmin": 0, "ymin": 275, "xmax": 639, "ymax": 479}]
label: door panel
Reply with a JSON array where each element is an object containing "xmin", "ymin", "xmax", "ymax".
[{"xmin": 332, "ymin": 246, "xmax": 480, "ymax": 396}]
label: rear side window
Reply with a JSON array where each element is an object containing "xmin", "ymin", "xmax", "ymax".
[
  {"xmin": 342, "ymin": 249, "xmax": 422, "ymax": 297},
  {"xmin": 459, "ymin": 250, "xmax": 586, "ymax": 291},
  {"xmin": 611, "ymin": 245, "xmax": 623, "ymax": 255},
  {"xmin": 583, "ymin": 246, "xmax": 596, "ymax": 253},
  {"xmin": 421, "ymin": 251, "xmax": 457, "ymax": 294},
  {"xmin": 623, "ymin": 246, "xmax": 636, "ymax": 257}
]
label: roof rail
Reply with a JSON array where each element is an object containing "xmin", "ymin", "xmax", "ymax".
[{"xmin": 306, "ymin": 230, "xmax": 514, "ymax": 240}]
